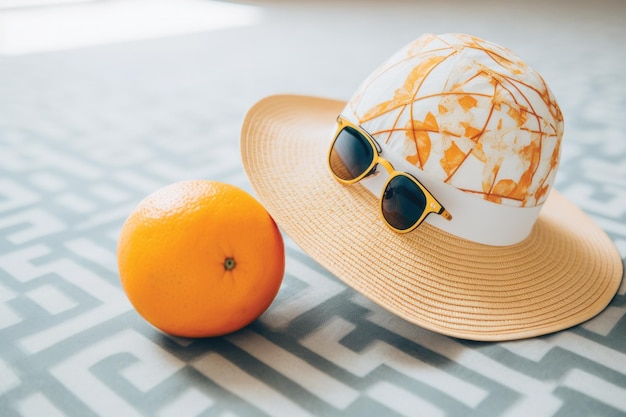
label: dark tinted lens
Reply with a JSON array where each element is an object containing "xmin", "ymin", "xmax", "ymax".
[
  {"xmin": 329, "ymin": 127, "xmax": 374, "ymax": 181},
  {"xmin": 382, "ymin": 175, "xmax": 427, "ymax": 230}
]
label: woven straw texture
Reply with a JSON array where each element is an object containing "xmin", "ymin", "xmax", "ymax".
[{"xmin": 240, "ymin": 94, "xmax": 623, "ymax": 341}]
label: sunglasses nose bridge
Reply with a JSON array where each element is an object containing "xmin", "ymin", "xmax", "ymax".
[{"xmin": 376, "ymin": 157, "xmax": 395, "ymax": 175}]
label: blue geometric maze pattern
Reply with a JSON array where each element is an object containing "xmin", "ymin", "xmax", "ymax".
[{"xmin": 1, "ymin": 93, "xmax": 625, "ymax": 417}]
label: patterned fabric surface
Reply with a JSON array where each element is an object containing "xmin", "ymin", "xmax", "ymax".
[{"xmin": 1, "ymin": 1, "xmax": 625, "ymax": 416}]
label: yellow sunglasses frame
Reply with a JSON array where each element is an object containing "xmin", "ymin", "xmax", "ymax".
[{"xmin": 328, "ymin": 115, "xmax": 452, "ymax": 233}]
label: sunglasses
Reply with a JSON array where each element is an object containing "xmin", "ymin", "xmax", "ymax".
[{"xmin": 328, "ymin": 115, "xmax": 452, "ymax": 233}]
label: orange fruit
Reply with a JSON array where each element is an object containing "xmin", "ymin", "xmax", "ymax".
[{"xmin": 117, "ymin": 180, "xmax": 285, "ymax": 338}]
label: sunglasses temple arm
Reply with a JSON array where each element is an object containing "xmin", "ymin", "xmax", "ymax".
[{"xmin": 439, "ymin": 207, "xmax": 453, "ymax": 221}]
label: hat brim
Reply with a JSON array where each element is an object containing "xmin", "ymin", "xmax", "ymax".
[{"xmin": 240, "ymin": 94, "xmax": 624, "ymax": 341}]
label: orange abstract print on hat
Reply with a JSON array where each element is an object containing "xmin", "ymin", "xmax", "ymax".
[
  {"xmin": 240, "ymin": 33, "xmax": 623, "ymax": 341},
  {"xmin": 346, "ymin": 33, "xmax": 562, "ymax": 208}
]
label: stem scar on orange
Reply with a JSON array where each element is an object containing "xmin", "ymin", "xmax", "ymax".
[{"xmin": 117, "ymin": 180, "xmax": 285, "ymax": 338}]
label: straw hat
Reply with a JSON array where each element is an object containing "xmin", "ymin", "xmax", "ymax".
[{"xmin": 240, "ymin": 33, "xmax": 623, "ymax": 341}]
